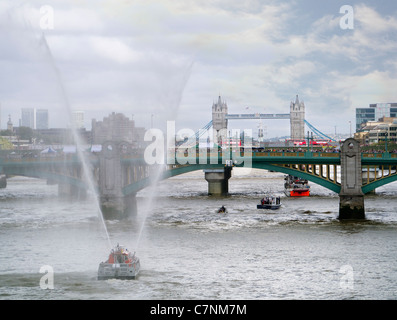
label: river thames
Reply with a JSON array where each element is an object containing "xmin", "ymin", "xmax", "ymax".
[{"xmin": 0, "ymin": 169, "xmax": 397, "ymax": 300}]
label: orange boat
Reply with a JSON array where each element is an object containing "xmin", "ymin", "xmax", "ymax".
[
  {"xmin": 98, "ymin": 244, "xmax": 140, "ymax": 280},
  {"xmin": 284, "ymin": 175, "xmax": 310, "ymax": 197}
]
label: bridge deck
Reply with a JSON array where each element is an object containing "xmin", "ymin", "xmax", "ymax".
[
  {"xmin": 2, "ymin": 151, "xmax": 397, "ymax": 166},
  {"xmin": 226, "ymin": 113, "xmax": 290, "ymax": 120}
]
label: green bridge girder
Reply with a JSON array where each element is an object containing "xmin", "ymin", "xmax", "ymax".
[
  {"xmin": 121, "ymin": 152, "xmax": 397, "ymax": 195},
  {"xmin": 121, "ymin": 164, "xmax": 341, "ymax": 196},
  {"xmin": 0, "ymin": 157, "xmax": 90, "ymax": 190},
  {"xmin": 1, "ymin": 167, "xmax": 88, "ymax": 189},
  {"xmin": 1, "ymin": 151, "xmax": 397, "ymax": 195},
  {"xmin": 121, "ymin": 152, "xmax": 341, "ymax": 195}
]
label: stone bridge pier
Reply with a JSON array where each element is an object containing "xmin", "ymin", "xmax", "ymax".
[
  {"xmin": 204, "ymin": 167, "xmax": 232, "ymax": 196},
  {"xmin": 339, "ymin": 138, "xmax": 365, "ymax": 220},
  {"xmin": 0, "ymin": 175, "xmax": 6, "ymax": 188},
  {"xmin": 98, "ymin": 141, "xmax": 138, "ymax": 218}
]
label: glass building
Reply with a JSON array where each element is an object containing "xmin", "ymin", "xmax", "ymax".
[
  {"xmin": 356, "ymin": 103, "xmax": 397, "ymax": 132},
  {"xmin": 36, "ymin": 109, "xmax": 49, "ymax": 129},
  {"xmin": 21, "ymin": 108, "xmax": 35, "ymax": 129}
]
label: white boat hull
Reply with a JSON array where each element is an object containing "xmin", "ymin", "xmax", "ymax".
[{"xmin": 98, "ymin": 260, "xmax": 140, "ymax": 280}]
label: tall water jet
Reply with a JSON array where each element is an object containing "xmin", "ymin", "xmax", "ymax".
[
  {"xmin": 133, "ymin": 60, "xmax": 194, "ymax": 250},
  {"xmin": 38, "ymin": 33, "xmax": 112, "ymax": 249}
]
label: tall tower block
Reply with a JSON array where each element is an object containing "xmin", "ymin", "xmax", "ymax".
[
  {"xmin": 212, "ymin": 96, "xmax": 228, "ymax": 145},
  {"xmin": 290, "ymin": 95, "xmax": 305, "ymax": 140}
]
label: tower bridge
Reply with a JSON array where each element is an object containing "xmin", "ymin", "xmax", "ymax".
[
  {"xmin": 211, "ymin": 95, "xmax": 306, "ymax": 144},
  {"xmin": 210, "ymin": 94, "xmax": 334, "ymax": 145}
]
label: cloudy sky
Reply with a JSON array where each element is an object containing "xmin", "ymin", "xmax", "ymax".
[{"xmin": 1, "ymin": 0, "xmax": 397, "ymax": 138}]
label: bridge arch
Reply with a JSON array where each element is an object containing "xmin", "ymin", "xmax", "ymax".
[
  {"xmin": 122, "ymin": 163, "xmax": 342, "ymax": 195},
  {"xmin": 122, "ymin": 164, "xmax": 225, "ymax": 195},
  {"xmin": 250, "ymin": 163, "xmax": 341, "ymax": 194},
  {"xmin": 362, "ymin": 174, "xmax": 397, "ymax": 194},
  {"xmin": 3, "ymin": 168, "xmax": 88, "ymax": 190}
]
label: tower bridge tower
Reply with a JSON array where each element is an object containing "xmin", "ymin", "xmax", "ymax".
[
  {"xmin": 212, "ymin": 95, "xmax": 228, "ymax": 145},
  {"xmin": 290, "ymin": 95, "xmax": 305, "ymax": 140}
]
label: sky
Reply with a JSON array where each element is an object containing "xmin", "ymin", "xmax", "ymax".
[{"xmin": 1, "ymin": 0, "xmax": 397, "ymax": 139}]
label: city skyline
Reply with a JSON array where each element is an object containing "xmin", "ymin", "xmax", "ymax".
[
  {"xmin": 1, "ymin": 108, "xmax": 82, "ymax": 131},
  {"xmin": 2, "ymin": 99, "xmax": 395, "ymax": 139},
  {"xmin": 3, "ymin": 108, "xmax": 49, "ymax": 130},
  {"xmin": 1, "ymin": 1, "xmax": 397, "ymax": 138}
]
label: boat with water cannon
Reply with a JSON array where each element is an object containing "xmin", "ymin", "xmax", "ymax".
[
  {"xmin": 284, "ymin": 174, "xmax": 310, "ymax": 197},
  {"xmin": 98, "ymin": 244, "xmax": 140, "ymax": 280}
]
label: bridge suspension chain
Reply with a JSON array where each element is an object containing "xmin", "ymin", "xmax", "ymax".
[
  {"xmin": 304, "ymin": 120, "xmax": 336, "ymax": 142},
  {"xmin": 190, "ymin": 120, "xmax": 213, "ymax": 140}
]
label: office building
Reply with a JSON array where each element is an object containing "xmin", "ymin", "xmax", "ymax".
[
  {"xmin": 356, "ymin": 103, "xmax": 397, "ymax": 132},
  {"xmin": 365, "ymin": 117, "xmax": 397, "ymax": 145},
  {"xmin": 71, "ymin": 111, "xmax": 85, "ymax": 129},
  {"xmin": 91, "ymin": 112, "xmax": 146, "ymax": 148},
  {"xmin": 36, "ymin": 109, "xmax": 49, "ymax": 129},
  {"xmin": 21, "ymin": 108, "xmax": 35, "ymax": 129}
]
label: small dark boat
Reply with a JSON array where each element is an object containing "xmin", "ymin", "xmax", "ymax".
[
  {"xmin": 257, "ymin": 195, "xmax": 281, "ymax": 210},
  {"xmin": 218, "ymin": 206, "xmax": 227, "ymax": 213},
  {"xmin": 98, "ymin": 244, "xmax": 140, "ymax": 280}
]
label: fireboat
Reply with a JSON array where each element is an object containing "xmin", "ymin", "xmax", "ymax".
[
  {"xmin": 284, "ymin": 174, "xmax": 310, "ymax": 197},
  {"xmin": 98, "ymin": 244, "xmax": 140, "ymax": 280}
]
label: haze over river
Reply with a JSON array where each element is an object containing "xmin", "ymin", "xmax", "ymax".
[{"xmin": 1, "ymin": 169, "xmax": 397, "ymax": 300}]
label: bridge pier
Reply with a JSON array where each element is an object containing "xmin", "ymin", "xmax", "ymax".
[
  {"xmin": 98, "ymin": 141, "xmax": 140, "ymax": 219},
  {"xmin": 338, "ymin": 138, "xmax": 365, "ymax": 220},
  {"xmin": 0, "ymin": 175, "xmax": 6, "ymax": 188},
  {"xmin": 204, "ymin": 167, "xmax": 232, "ymax": 196},
  {"xmin": 100, "ymin": 193, "xmax": 137, "ymax": 219},
  {"xmin": 339, "ymin": 195, "xmax": 365, "ymax": 220}
]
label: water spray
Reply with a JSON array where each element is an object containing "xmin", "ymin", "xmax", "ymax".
[
  {"xmin": 133, "ymin": 62, "xmax": 194, "ymax": 251},
  {"xmin": 38, "ymin": 33, "xmax": 112, "ymax": 249}
]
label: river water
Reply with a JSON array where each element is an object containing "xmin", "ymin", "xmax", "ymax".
[{"xmin": 0, "ymin": 169, "xmax": 397, "ymax": 300}]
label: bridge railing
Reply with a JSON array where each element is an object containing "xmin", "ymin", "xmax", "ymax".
[
  {"xmin": 2, "ymin": 149, "xmax": 397, "ymax": 166},
  {"xmin": 362, "ymin": 153, "xmax": 397, "ymax": 158},
  {"xmin": 0, "ymin": 152, "xmax": 92, "ymax": 164},
  {"xmin": 250, "ymin": 151, "xmax": 340, "ymax": 158}
]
